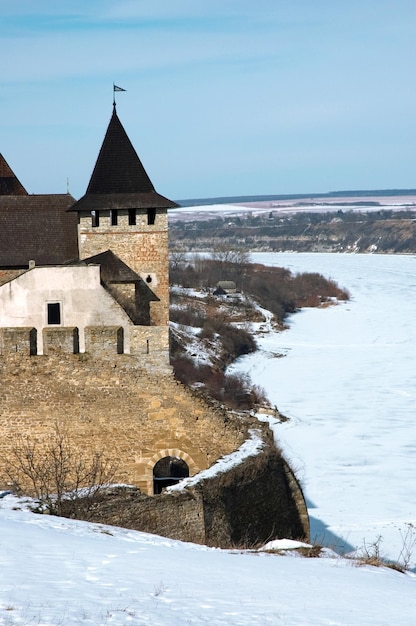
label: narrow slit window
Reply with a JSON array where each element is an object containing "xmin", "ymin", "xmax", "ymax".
[
  {"xmin": 92, "ymin": 210, "xmax": 100, "ymax": 227},
  {"xmin": 111, "ymin": 210, "xmax": 118, "ymax": 226},
  {"xmin": 147, "ymin": 208, "xmax": 156, "ymax": 225},
  {"xmin": 128, "ymin": 209, "xmax": 136, "ymax": 225},
  {"xmin": 47, "ymin": 303, "xmax": 61, "ymax": 325}
]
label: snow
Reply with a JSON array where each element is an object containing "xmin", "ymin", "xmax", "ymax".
[
  {"xmin": 230, "ymin": 252, "xmax": 416, "ymax": 569},
  {"xmin": 1, "ymin": 493, "xmax": 416, "ymax": 625},
  {"xmin": 168, "ymin": 429, "xmax": 264, "ymax": 491},
  {"xmin": 1, "ymin": 252, "xmax": 416, "ymax": 625}
]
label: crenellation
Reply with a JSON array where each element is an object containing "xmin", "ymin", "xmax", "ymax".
[
  {"xmin": 84, "ymin": 325, "xmax": 124, "ymax": 356},
  {"xmin": 1, "ymin": 327, "xmax": 37, "ymax": 355},
  {"xmin": 43, "ymin": 326, "xmax": 79, "ymax": 355}
]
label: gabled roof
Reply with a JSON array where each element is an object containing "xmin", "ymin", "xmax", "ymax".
[
  {"xmin": 0, "ymin": 154, "xmax": 28, "ymax": 196},
  {"xmin": 69, "ymin": 106, "xmax": 178, "ymax": 212},
  {"xmin": 81, "ymin": 249, "xmax": 159, "ymax": 301},
  {"xmin": 82, "ymin": 250, "xmax": 142, "ymax": 283},
  {"xmin": 0, "ymin": 194, "xmax": 78, "ymax": 267}
]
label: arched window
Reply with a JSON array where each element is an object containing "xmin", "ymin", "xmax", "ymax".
[{"xmin": 153, "ymin": 456, "xmax": 189, "ymax": 494}]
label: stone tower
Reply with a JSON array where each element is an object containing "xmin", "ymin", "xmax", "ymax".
[{"xmin": 69, "ymin": 105, "xmax": 178, "ymax": 327}]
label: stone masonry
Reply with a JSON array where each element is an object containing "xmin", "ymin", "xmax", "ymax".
[
  {"xmin": 0, "ymin": 327, "xmax": 247, "ymax": 496},
  {"xmin": 78, "ymin": 210, "xmax": 169, "ymax": 327}
]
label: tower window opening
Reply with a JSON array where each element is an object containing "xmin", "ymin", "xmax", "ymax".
[
  {"xmin": 111, "ymin": 209, "xmax": 118, "ymax": 226},
  {"xmin": 147, "ymin": 208, "xmax": 156, "ymax": 225},
  {"xmin": 92, "ymin": 211, "xmax": 100, "ymax": 227},
  {"xmin": 47, "ymin": 302, "xmax": 61, "ymax": 325},
  {"xmin": 128, "ymin": 209, "xmax": 136, "ymax": 225}
]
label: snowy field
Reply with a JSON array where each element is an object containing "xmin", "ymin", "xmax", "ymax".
[
  {"xmin": 230, "ymin": 252, "xmax": 416, "ymax": 567},
  {"xmin": 1, "ymin": 493, "xmax": 416, "ymax": 625}
]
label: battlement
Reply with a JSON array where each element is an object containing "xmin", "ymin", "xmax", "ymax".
[{"xmin": 0, "ymin": 325, "xmax": 170, "ymax": 368}]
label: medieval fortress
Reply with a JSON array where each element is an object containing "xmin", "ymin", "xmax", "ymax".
[{"xmin": 0, "ymin": 105, "xmax": 308, "ymax": 544}]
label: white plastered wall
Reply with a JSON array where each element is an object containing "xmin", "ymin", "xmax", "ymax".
[{"xmin": 0, "ymin": 265, "xmax": 132, "ymax": 354}]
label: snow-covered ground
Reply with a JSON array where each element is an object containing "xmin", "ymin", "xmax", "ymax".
[
  {"xmin": 230, "ymin": 252, "xmax": 416, "ymax": 568},
  {"xmin": 1, "ymin": 492, "xmax": 416, "ymax": 625},
  {"xmin": 1, "ymin": 252, "xmax": 416, "ymax": 625}
]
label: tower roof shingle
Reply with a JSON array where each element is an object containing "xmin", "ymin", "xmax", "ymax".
[
  {"xmin": 69, "ymin": 106, "xmax": 178, "ymax": 212},
  {"xmin": 0, "ymin": 154, "xmax": 28, "ymax": 196}
]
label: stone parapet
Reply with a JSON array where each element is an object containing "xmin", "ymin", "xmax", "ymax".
[
  {"xmin": 43, "ymin": 327, "xmax": 79, "ymax": 355},
  {"xmin": 84, "ymin": 326, "xmax": 124, "ymax": 356},
  {"xmin": 0, "ymin": 326, "xmax": 170, "ymax": 370},
  {"xmin": 0, "ymin": 327, "xmax": 37, "ymax": 355}
]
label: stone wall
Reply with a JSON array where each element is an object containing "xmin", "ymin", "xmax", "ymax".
[
  {"xmin": 0, "ymin": 326, "xmax": 171, "ymax": 372},
  {"xmin": 0, "ymin": 342, "xmax": 247, "ymax": 495},
  {"xmin": 78, "ymin": 210, "xmax": 169, "ymax": 326},
  {"xmin": 0, "ymin": 325, "xmax": 309, "ymax": 545},
  {"xmin": 64, "ymin": 428, "xmax": 310, "ymax": 548}
]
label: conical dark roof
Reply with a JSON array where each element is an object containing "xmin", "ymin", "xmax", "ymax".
[
  {"xmin": 0, "ymin": 154, "xmax": 28, "ymax": 195},
  {"xmin": 69, "ymin": 106, "xmax": 178, "ymax": 211}
]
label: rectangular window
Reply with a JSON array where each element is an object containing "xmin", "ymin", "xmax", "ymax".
[
  {"xmin": 128, "ymin": 209, "xmax": 136, "ymax": 225},
  {"xmin": 147, "ymin": 208, "xmax": 156, "ymax": 225},
  {"xmin": 47, "ymin": 302, "xmax": 61, "ymax": 325},
  {"xmin": 92, "ymin": 210, "xmax": 100, "ymax": 227},
  {"xmin": 111, "ymin": 209, "xmax": 118, "ymax": 226}
]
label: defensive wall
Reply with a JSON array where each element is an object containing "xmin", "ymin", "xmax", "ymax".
[
  {"xmin": 63, "ymin": 428, "xmax": 310, "ymax": 547},
  {"xmin": 0, "ymin": 326, "xmax": 247, "ymax": 495},
  {"xmin": 0, "ymin": 325, "xmax": 310, "ymax": 545}
]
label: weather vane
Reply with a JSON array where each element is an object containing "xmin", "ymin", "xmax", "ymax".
[{"xmin": 113, "ymin": 83, "xmax": 126, "ymax": 107}]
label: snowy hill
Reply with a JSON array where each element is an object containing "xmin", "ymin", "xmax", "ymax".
[{"xmin": 1, "ymin": 493, "xmax": 416, "ymax": 625}]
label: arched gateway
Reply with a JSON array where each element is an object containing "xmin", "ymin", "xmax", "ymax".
[{"xmin": 153, "ymin": 456, "xmax": 189, "ymax": 494}]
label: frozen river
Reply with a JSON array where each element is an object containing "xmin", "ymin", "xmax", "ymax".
[{"xmin": 230, "ymin": 253, "xmax": 416, "ymax": 564}]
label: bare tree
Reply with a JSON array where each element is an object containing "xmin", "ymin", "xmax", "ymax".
[
  {"xmin": 212, "ymin": 246, "xmax": 250, "ymax": 268},
  {"xmin": 212, "ymin": 246, "xmax": 250, "ymax": 290},
  {"xmin": 169, "ymin": 250, "xmax": 187, "ymax": 271},
  {"xmin": 4, "ymin": 422, "xmax": 117, "ymax": 517}
]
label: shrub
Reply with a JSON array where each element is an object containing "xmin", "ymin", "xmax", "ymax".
[
  {"xmin": 199, "ymin": 319, "xmax": 257, "ymax": 366},
  {"xmin": 170, "ymin": 306, "xmax": 206, "ymax": 327},
  {"xmin": 170, "ymin": 258, "xmax": 349, "ymax": 323},
  {"xmin": 4, "ymin": 422, "xmax": 117, "ymax": 517},
  {"xmin": 171, "ymin": 355, "xmax": 266, "ymax": 411}
]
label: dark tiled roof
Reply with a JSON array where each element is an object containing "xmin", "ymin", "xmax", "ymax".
[
  {"xmin": 83, "ymin": 250, "xmax": 142, "ymax": 283},
  {"xmin": 82, "ymin": 250, "xmax": 159, "ymax": 301},
  {"xmin": 0, "ymin": 194, "xmax": 79, "ymax": 267},
  {"xmin": 69, "ymin": 106, "xmax": 178, "ymax": 212},
  {"xmin": 69, "ymin": 191, "xmax": 177, "ymax": 212},
  {"xmin": 0, "ymin": 154, "xmax": 28, "ymax": 196}
]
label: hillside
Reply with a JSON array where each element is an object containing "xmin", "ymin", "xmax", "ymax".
[
  {"xmin": 169, "ymin": 257, "xmax": 349, "ymax": 410},
  {"xmin": 169, "ymin": 194, "xmax": 416, "ymax": 253}
]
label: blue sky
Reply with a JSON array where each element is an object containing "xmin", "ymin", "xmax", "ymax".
[{"xmin": 1, "ymin": 0, "xmax": 415, "ymax": 200}]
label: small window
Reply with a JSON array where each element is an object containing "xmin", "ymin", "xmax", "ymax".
[
  {"xmin": 147, "ymin": 208, "xmax": 156, "ymax": 225},
  {"xmin": 47, "ymin": 303, "xmax": 61, "ymax": 325},
  {"xmin": 128, "ymin": 209, "xmax": 136, "ymax": 225},
  {"xmin": 92, "ymin": 211, "xmax": 100, "ymax": 227},
  {"xmin": 111, "ymin": 210, "xmax": 118, "ymax": 226}
]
